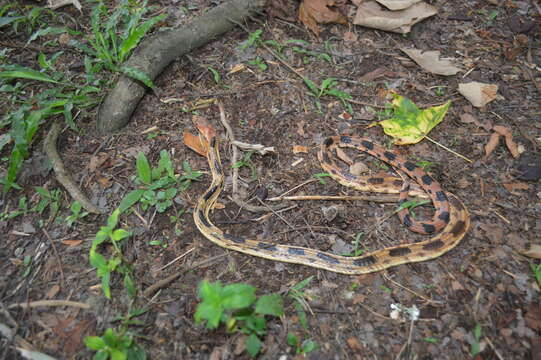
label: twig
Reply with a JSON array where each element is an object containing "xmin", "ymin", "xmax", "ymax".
[
  {"xmin": 143, "ymin": 254, "xmax": 227, "ymax": 297},
  {"xmin": 395, "ymin": 319, "xmax": 415, "ymax": 360},
  {"xmin": 383, "ymin": 273, "xmax": 443, "ymax": 305},
  {"xmin": 216, "ymin": 101, "xmax": 284, "ymax": 212},
  {"xmin": 8, "ymin": 300, "xmax": 90, "ymax": 309},
  {"xmin": 41, "ymin": 229, "xmax": 65, "ymax": 288},
  {"xmin": 424, "ymin": 135, "xmax": 473, "ymax": 163},
  {"xmin": 485, "ymin": 335, "xmax": 505, "ymax": 360},
  {"xmin": 44, "ymin": 120, "xmax": 102, "ymax": 214},
  {"xmin": 156, "ymin": 247, "xmax": 195, "ymax": 271}
]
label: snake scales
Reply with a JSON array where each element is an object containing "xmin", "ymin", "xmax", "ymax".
[{"xmin": 193, "ymin": 131, "xmax": 470, "ymax": 274}]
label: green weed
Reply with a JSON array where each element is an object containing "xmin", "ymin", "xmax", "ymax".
[
  {"xmin": 287, "ymin": 276, "xmax": 314, "ymax": 331},
  {"xmin": 33, "ymin": 186, "xmax": 61, "ymax": 222},
  {"xmin": 65, "ymin": 201, "xmax": 90, "ymax": 228},
  {"xmin": 89, "ymin": 209, "xmax": 135, "ymax": 299},
  {"xmin": 194, "ymin": 280, "xmax": 284, "ymax": 357},
  {"xmin": 247, "ymin": 57, "xmax": 268, "ymax": 71},
  {"xmin": 343, "ymin": 232, "xmax": 365, "ymax": 257},
  {"xmin": 313, "ymin": 172, "xmax": 331, "ymax": 185},
  {"xmin": 232, "ymin": 151, "xmax": 258, "ymax": 180},
  {"xmin": 119, "ymin": 151, "xmax": 201, "ymax": 214},
  {"xmin": 286, "ymin": 332, "xmax": 317, "ymax": 355},
  {"xmin": 303, "ymin": 77, "xmax": 353, "ymax": 114},
  {"xmin": 470, "ymin": 323, "xmax": 482, "ymax": 357},
  {"xmin": 530, "ymin": 262, "xmax": 541, "ymax": 287}
]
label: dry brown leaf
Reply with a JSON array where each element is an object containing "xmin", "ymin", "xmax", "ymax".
[
  {"xmin": 519, "ymin": 244, "xmax": 541, "ymax": 259},
  {"xmin": 292, "ymin": 145, "xmax": 309, "ymax": 154},
  {"xmin": 46, "ymin": 284, "xmax": 60, "ymax": 299},
  {"xmin": 347, "ymin": 337, "xmax": 364, "ymax": 351},
  {"xmin": 493, "ymin": 125, "xmax": 520, "ymax": 158},
  {"xmin": 502, "ymin": 182, "xmax": 530, "ymax": 193},
  {"xmin": 299, "ymin": 0, "xmax": 348, "ymax": 36},
  {"xmin": 353, "ymin": 1, "xmax": 437, "ymax": 34},
  {"xmin": 183, "ymin": 131, "xmax": 208, "ymax": 157},
  {"xmin": 401, "ymin": 48, "xmax": 461, "ymax": 75},
  {"xmin": 359, "ymin": 67, "xmax": 387, "ymax": 82},
  {"xmin": 484, "ymin": 132, "xmax": 501, "ymax": 159},
  {"xmin": 458, "ymin": 82, "xmax": 499, "ymax": 108},
  {"xmin": 375, "ymin": 0, "xmax": 422, "ymax": 10},
  {"xmin": 61, "ymin": 239, "xmax": 84, "ymax": 246},
  {"xmin": 213, "ymin": 202, "xmax": 225, "ymax": 210}
]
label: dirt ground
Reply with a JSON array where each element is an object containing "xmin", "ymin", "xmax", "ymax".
[{"xmin": 1, "ymin": 0, "xmax": 541, "ymax": 359}]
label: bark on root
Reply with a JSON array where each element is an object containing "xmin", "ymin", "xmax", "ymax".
[{"xmin": 97, "ymin": 0, "xmax": 266, "ymax": 133}]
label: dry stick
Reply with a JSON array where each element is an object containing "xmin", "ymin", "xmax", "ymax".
[
  {"xmin": 143, "ymin": 254, "xmax": 227, "ymax": 298},
  {"xmin": 41, "ymin": 228, "xmax": 65, "ymax": 288},
  {"xmin": 44, "ymin": 121, "xmax": 102, "ymax": 214},
  {"xmin": 395, "ymin": 319, "xmax": 415, "ymax": 360},
  {"xmin": 216, "ymin": 101, "xmax": 285, "ymax": 212},
  {"xmin": 383, "ymin": 273, "xmax": 443, "ymax": 305},
  {"xmin": 484, "ymin": 336, "xmax": 505, "ymax": 360},
  {"xmin": 8, "ymin": 300, "xmax": 90, "ymax": 309},
  {"xmin": 424, "ymin": 135, "xmax": 473, "ymax": 163}
]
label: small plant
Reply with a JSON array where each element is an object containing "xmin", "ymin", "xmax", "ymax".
[
  {"xmin": 119, "ymin": 151, "xmax": 201, "ymax": 213},
  {"xmin": 470, "ymin": 323, "xmax": 483, "ymax": 357},
  {"xmin": 286, "ymin": 332, "xmax": 317, "ymax": 355},
  {"xmin": 232, "ymin": 150, "xmax": 258, "ymax": 180},
  {"xmin": 424, "ymin": 337, "xmax": 438, "ymax": 343},
  {"xmin": 303, "ymin": 77, "xmax": 353, "ymax": 114},
  {"xmin": 530, "ymin": 262, "xmax": 541, "ymax": 287},
  {"xmin": 343, "ymin": 232, "xmax": 365, "ymax": 257},
  {"xmin": 415, "ymin": 160, "xmax": 437, "ymax": 173},
  {"xmin": 313, "ymin": 172, "xmax": 331, "ymax": 185},
  {"xmin": 291, "ymin": 46, "xmax": 331, "ymax": 64},
  {"xmin": 287, "ymin": 276, "xmax": 314, "ymax": 331},
  {"xmin": 207, "ymin": 66, "xmax": 228, "ymax": 88},
  {"xmin": 69, "ymin": 0, "xmax": 165, "ymax": 88},
  {"xmin": 1, "ymin": 196, "xmax": 29, "ymax": 220},
  {"xmin": 89, "ymin": 209, "xmax": 135, "ymax": 299},
  {"xmin": 33, "ymin": 186, "xmax": 61, "ymax": 222},
  {"xmin": 194, "ymin": 280, "xmax": 284, "ymax": 357},
  {"xmin": 65, "ymin": 201, "xmax": 90, "ymax": 227},
  {"xmin": 247, "ymin": 57, "xmax": 267, "ymax": 71},
  {"xmin": 84, "ymin": 308, "xmax": 148, "ymax": 360},
  {"xmin": 21, "ymin": 255, "xmax": 32, "ymax": 278},
  {"xmin": 239, "ymin": 28, "xmax": 263, "ymax": 50}
]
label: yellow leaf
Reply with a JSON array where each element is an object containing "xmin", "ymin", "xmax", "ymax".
[{"xmin": 370, "ymin": 94, "xmax": 451, "ymax": 145}]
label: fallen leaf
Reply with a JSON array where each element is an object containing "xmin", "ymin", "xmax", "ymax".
[
  {"xmin": 493, "ymin": 125, "xmax": 520, "ymax": 158},
  {"xmin": 484, "ymin": 132, "xmax": 501, "ymax": 159},
  {"xmin": 297, "ymin": 120, "xmax": 306, "ymax": 137},
  {"xmin": 353, "ymin": 1, "xmax": 437, "ymax": 34},
  {"xmin": 46, "ymin": 285, "xmax": 60, "ymax": 298},
  {"xmin": 183, "ymin": 131, "xmax": 208, "ymax": 156},
  {"xmin": 369, "ymin": 94, "xmax": 451, "ymax": 145},
  {"xmin": 502, "ymin": 182, "xmax": 530, "ymax": 193},
  {"xmin": 519, "ymin": 244, "xmax": 541, "ymax": 259},
  {"xmin": 228, "ymin": 63, "xmax": 246, "ymax": 74},
  {"xmin": 61, "ymin": 239, "xmax": 84, "ymax": 246},
  {"xmin": 293, "ymin": 145, "xmax": 309, "ymax": 154},
  {"xmin": 459, "ymin": 112, "xmax": 493, "ymax": 131},
  {"xmin": 458, "ymin": 82, "xmax": 498, "ymax": 108},
  {"xmin": 347, "ymin": 337, "xmax": 364, "ymax": 351},
  {"xmin": 375, "ymin": 0, "xmax": 422, "ymax": 10},
  {"xmin": 299, "ymin": 0, "xmax": 348, "ymax": 36},
  {"xmin": 401, "ymin": 48, "xmax": 461, "ymax": 75},
  {"xmin": 359, "ymin": 67, "xmax": 387, "ymax": 82}
]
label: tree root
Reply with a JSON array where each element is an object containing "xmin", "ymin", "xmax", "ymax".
[
  {"xmin": 97, "ymin": 0, "xmax": 266, "ymax": 133},
  {"xmin": 43, "ymin": 121, "xmax": 102, "ymax": 214}
]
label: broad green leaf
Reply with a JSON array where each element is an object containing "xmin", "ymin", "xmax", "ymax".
[
  {"xmin": 93, "ymin": 349, "xmax": 109, "ymax": 360},
  {"xmin": 126, "ymin": 342, "xmax": 147, "ymax": 360},
  {"xmin": 110, "ymin": 348, "xmax": 128, "ymax": 360},
  {"xmin": 287, "ymin": 332, "xmax": 298, "ymax": 347},
  {"xmin": 371, "ymin": 94, "xmax": 451, "ymax": 145},
  {"xmin": 119, "ymin": 66, "xmax": 155, "ymax": 88},
  {"xmin": 89, "ymin": 250, "xmax": 107, "ymax": 270},
  {"xmin": 111, "ymin": 228, "xmax": 131, "ymax": 241},
  {"xmin": 291, "ymin": 275, "xmax": 313, "ymax": 291},
  {"xmin": 84, "ymin": 336, "xmax": 106, "ymax": 350},
  {"xmin": 255, "ymin": 294, "xmax": 284, "ymax": 317},
  {"xmin": 119, "ymin": 189, "xmax": 145, "ymax": 213},
  {"xmin": 101, "ymin": 271, "xmax": 111, "ymax": 299},
  {"xmin": 302, "ymin": 77, "xmax": 318, "ymax": 95},
  {"xmin": 124, "ymin": 273, "xmax": 136, "ymax": 298},
  {"xmin": 245, "ymin": 334, "xmax": 262, "ymax": 357},
  {"xmin": 194, "ymin": 302, "xmax": 223, "ymax": 329},
  {"xmin": 118, "ymin": 14, "xmax": 166, "ymax": 62},
  {"xmin": 302, "ymin": 340, "xmax": 317, "ymax": 353},
  {"xmin": 0, "ymin": 16, "xmax": 24, "ymax": 28},
  {"xmin": 107, "ymin": 209, "xmax": 121, "ymax": 229},
  {"xmin": 0, "ymin": 67, "xmax": 59, "ymax": 83},
  {"xmin": 136, "ymin": 152, "xmax": 152, "ymax": 184},
  {"xmin": 221, "ymin": 283, "xmax": 256, "ymax": 310}
]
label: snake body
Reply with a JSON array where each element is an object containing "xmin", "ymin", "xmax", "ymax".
[{"xmin": 193, "ymin": 133, "xmax": 469, "ymax": 275}]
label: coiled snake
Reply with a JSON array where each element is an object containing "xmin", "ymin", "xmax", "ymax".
[{"xmin": 193, "ymin": 131, "xmax": 469, "ymax": 275}]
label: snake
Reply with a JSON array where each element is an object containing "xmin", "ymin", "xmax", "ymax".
[{"xmin": 193, "ymin": 132, "xmax": 470, "ymax": 275}]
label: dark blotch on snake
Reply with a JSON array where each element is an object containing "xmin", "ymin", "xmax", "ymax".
[
  {"xmin": 388, "ymin": 247, "xmax": 412, "ymax": 257},
  {"xmin": 340, "ymin": 170, "xmax": 356, "ymax": 180},
  {"xmin": 361, "ymin": 140, "xmax": 374, "ymax": 150},
  {"xmin": 198, "ymin": 211, "xmax": 211, "ymax": 228},
  {"xmin": 368, "ymin": 177, "xmax": 384, "ymax": 184},
  {"xmin": 324, "ymin": 137, "xmax": 334, "ymax": 146},
  {"xmin": 403, "ymin": 214, "xmax": 413, "ymax": 227},
  {"xmin": 210, "ymin": 137, "xmax": 217, "ymax": 148},
  {"xmin": 393, "ymin": 179, "xmax": 403, "ymax": 187},
  {"xmin": 340, "ymin": 135, "xmax": 352, "ymax": 144},
  {"xmin": 449, "ymin": 196, "xmax": 465, "ymax": 211},
  {"xmin": 223, "ymin": 233, "xmax": 246, "ymax": 244},
  {"xmin": 213, "ymin": 159, "xmax": 222, "ymax": 173},
  {"xmin": 450, "ymin": 220, "xmax": 466, "ymax": 235},
  {"xmin": 383, "ymin": 151, "xmax": 396, "ymax": 161},
  {"xmin": 320, "ymin": 151, "xmax": 331, "ymax": 164},
  {"xmin": 353, "ymin": 255, "xmax": 377, "ymax": 266},
  {"xmin": 421, "ymin": 223, "xmax": 436, "ymax": 234},
  {"xmin": 288, "ymin": 247, "xmax": 305, "ymax": 256},
  {"xmin": 203, "ymin": 185, "xmax": 218, "ymax": 201},
  {"xmin": 438, "ymin": 211, "xmax": 450, "ymax": 222},
  {"xmin": 403, "ymin": 161, "xmax": 417, "ymax": 171},
  {"xmin": 422, "ymin": 240, "xmax": 445, "ymax": 251},
  {"xmin": 421, "ymin": 175, "xmax": 433, "ymax": 186},
  {"xmin": 435, "ymin": 191, "xmax": 447, "ymax": 202},
  {"xmin": 317, "ymin": 252, "xmax": 340, "ymax": 264},
  {"xmin": 258, "ymin": 242, "xmax": 278, "ymax": 252}
]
